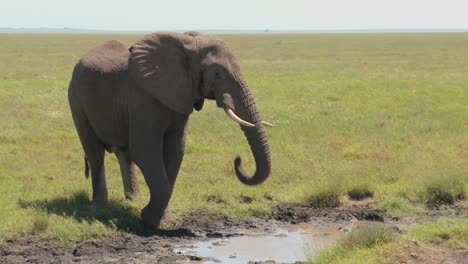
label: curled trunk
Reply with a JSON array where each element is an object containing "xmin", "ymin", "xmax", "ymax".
[{"xmin": 231, "ymin": 77, "xmax": 271, "ymax": 186}]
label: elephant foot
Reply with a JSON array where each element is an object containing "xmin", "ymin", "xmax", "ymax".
[
  {"xmin": 123, "ymin": 177, "xmax": 140, "ymax": 201},
  {"xmin": 124, "ymin": 192, "xmax": 140, "ymax": 201},
  {"xmin": 91, "ymin": 196, "xmax": 108, "ymax": 207},
  {"xmin": 141, "ymin": 206, "xmax": 163, "ymax": 228},
  {"xmin": 91, "ymin": 192, "xmax": 108, "ymax": 206},
  {"xmin": 161, "ymin": 208, "xmax": 173, "ymax": 224}
]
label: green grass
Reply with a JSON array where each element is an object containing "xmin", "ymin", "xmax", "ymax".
[
  {"xmin": 309, "ymin": 223, "xmax": 398, "ymax": 264},
  {"xmin": 0, "ymin": 33, "xmax": 467, "ymax": 242},
  {"xmin": 376, "ymin": 196, "xmax": 424, "ymax": 216},
  {"xmin": 308, "ymin": 220, "xmax": 468, "ymax": 264},
  {"xmin": 410, "ymin": 220, "xmax": 468, "ymax": 249}
]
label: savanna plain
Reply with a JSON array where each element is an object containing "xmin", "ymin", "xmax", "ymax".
[{"xmin": 0, "ymin": 33, "xmax": 467, "ymax": 263}]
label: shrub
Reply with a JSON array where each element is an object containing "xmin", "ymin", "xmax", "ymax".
[
  {"xmin": 307, "ymin": 189, "xmax": 340, "ymax": 208},
  {"xmin": 347, "ymin": 186, "xmax": 374, "ymax": 200},
  {"xmin": 423, "ymin": 177, "xmax": 465, "ymax": 205},
  {"xmin": 341, "ymin": 223, "xmax": 397, "ymax": 248},
  {"xmin": 309, "ymin": 223, "xmax": 398, "ymax": 264}
]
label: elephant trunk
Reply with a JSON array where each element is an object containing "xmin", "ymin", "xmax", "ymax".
[{"xmin": 227, "ymin": 74, "xmax": 271, "ymax": 186}]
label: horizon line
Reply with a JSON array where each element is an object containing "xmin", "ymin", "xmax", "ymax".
[{"xmin": 1, "ymin": 27, "xmax": 468, "ymax": 34}]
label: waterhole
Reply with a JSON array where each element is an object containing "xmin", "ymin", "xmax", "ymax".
[{"xmin": 174, "ymin": 221, "xmax": 372, "ymax": 263}]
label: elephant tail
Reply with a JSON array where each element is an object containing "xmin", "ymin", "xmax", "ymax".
[{"xmin": 84, "ymin": 155, "xmax": 89, "ymax": 179}]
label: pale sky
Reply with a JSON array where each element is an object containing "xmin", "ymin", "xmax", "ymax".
[{"xmin": 1, "ymin": 0, "xmax": 468, "ymax": 30}]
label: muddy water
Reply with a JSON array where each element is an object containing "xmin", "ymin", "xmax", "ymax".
[{"xmin": 174, "ymin": 221, "xmax": 371, "ymax": 263}]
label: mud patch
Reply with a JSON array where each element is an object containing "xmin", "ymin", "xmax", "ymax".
[
  {"xmin": 176, "ymin": 210, "xmax": 272, "ymax": 234},
  {"xmin": 272, "ymin": 201, "xmax": 386, "ymax": 224},
  {"xmin": 0, "ymin": 234, "xmax": 194, "ymax": 264},
  {"xmin": 395, "ymin": 241, "xmax": 468, "ymax": 264},
  {"xmin": 0, "ymin": 202, "xmax": 389, "ymax": 264}
]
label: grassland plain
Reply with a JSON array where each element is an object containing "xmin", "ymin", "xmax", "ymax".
[
  {"xmin": 309, "ymin": 218, "xmax": 468, "ymax": 264},
  {"xmin": 0, "ymin": 33, "xmax": 467, "ymax": 252}
]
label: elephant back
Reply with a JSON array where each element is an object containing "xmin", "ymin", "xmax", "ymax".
[{"xmin": 80, "ymin": 40, "xmax": 130, "ymax": 75}]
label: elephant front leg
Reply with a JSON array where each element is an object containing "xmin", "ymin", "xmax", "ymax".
[
  {"xmin": 161, "ymin": 124, "xmax": 187, "ymax": 222},
  {"xmin": 139, "ymin": 161, "xmax": 172, "ymax": 228},
  {"xmin": 132, "ymin": 138, "xmax": 173, "ymax": 228},
  {"xmin": 163, "ymin": 124, "xmax": 187, "ymax": 187}
]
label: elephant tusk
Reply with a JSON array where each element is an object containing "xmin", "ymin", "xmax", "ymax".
[
  {"xmin": 261, "ymin": 121, "xmax": 275, "ymax": 127},
  {"xmin": 224, "ymin": 108, "xmax": 255, "ymax": 127}
]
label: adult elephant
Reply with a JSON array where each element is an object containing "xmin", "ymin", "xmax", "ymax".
[{"xmin": 68, "ymin": 31, "xmax": 273, "ymax": 227}]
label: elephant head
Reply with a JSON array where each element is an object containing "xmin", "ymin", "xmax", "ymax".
[{"xmin": 128, "ymin": 32, "xmax": 272, "ymax": 186}]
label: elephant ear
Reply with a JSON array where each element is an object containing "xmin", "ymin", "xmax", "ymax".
[{"xmin": 129, "ymin": 33, "xmax": 195, "ymax": 115}]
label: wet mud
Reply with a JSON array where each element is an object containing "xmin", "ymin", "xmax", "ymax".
[
  {"xmin": 0, "ymin": 201, "xmax": 407, "ymax": 264},
  {"xmin": 174, "ymin": 221, "xmax": 373, "ymax": 263}
]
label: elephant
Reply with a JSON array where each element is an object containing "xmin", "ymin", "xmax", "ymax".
[{"xmin": 68, "ymin": 31, "xmax": 273, "ymax": 228}]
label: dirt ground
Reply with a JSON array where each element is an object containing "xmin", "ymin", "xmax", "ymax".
[
  {"xmin": 391, "ymin": 241, "xmax": 468, "ymax": 264},
  {"xmin": 0, "ymin": 201, "xmax": 464, "ymax": 264}
]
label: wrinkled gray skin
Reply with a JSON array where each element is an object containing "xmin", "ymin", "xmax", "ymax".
[{"xmin": 68, "ymin": 31, "xmax": 271, "ymax": 228}]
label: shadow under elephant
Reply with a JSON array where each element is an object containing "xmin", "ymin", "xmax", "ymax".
[{"xmin": 18, "ymin": 191, "xmax": 196, "ymax": 237}]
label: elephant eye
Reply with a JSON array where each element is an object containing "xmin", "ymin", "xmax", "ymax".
[{"xmin": 214, "ymin": 71, "xmax": 222, "ymax": 79}]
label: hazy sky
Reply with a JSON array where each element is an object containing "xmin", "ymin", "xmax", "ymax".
[{"xmin": 1, "ymin": 0, "xmax": 468, "ymax": 30}]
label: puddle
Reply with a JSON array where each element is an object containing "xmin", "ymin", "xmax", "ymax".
[{"xmin": 174, "ymin": 221, "xmax": 372, "ymax": 263}]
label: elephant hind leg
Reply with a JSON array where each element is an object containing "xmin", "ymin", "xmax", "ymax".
[
  {"xmin": 89, "ymin": 157, "xmax": 107, "ymax": 206},
  {"xmin": 77, "ymin": 128, "xmax": 107, "ymax": 206},
  {"xmin": 69, "ymin": 99, "xmax": 108, "ymax": 205},
  {"xmin": 116, "ymin": 149, "xmax": 140, "ymax": 200}
]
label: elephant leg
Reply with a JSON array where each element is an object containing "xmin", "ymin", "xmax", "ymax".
[
  {"xmin": 160, "ymin": 124, "xmax": 187, "ymax": 222},
  {"xmin": 138, "ymin": 157, "xmax": 172, "ymax": 228},
  {"xmin": 89, "ymin": 157, "xmax": 107, "ymax": 206},
  {"xmin": 131, "ymin": 130, "xmax": 172, "ymax": 228},
  {"xmin": 69, "ymin": 100, "xmax": 108, "ymax": 205},
  {"xmin": 163, "ymin": 123, "xmax": 187, "ymax": 187},
  {"xmin": 116, "ymin": 149, "xmax": 140, "ymax": 200}
]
